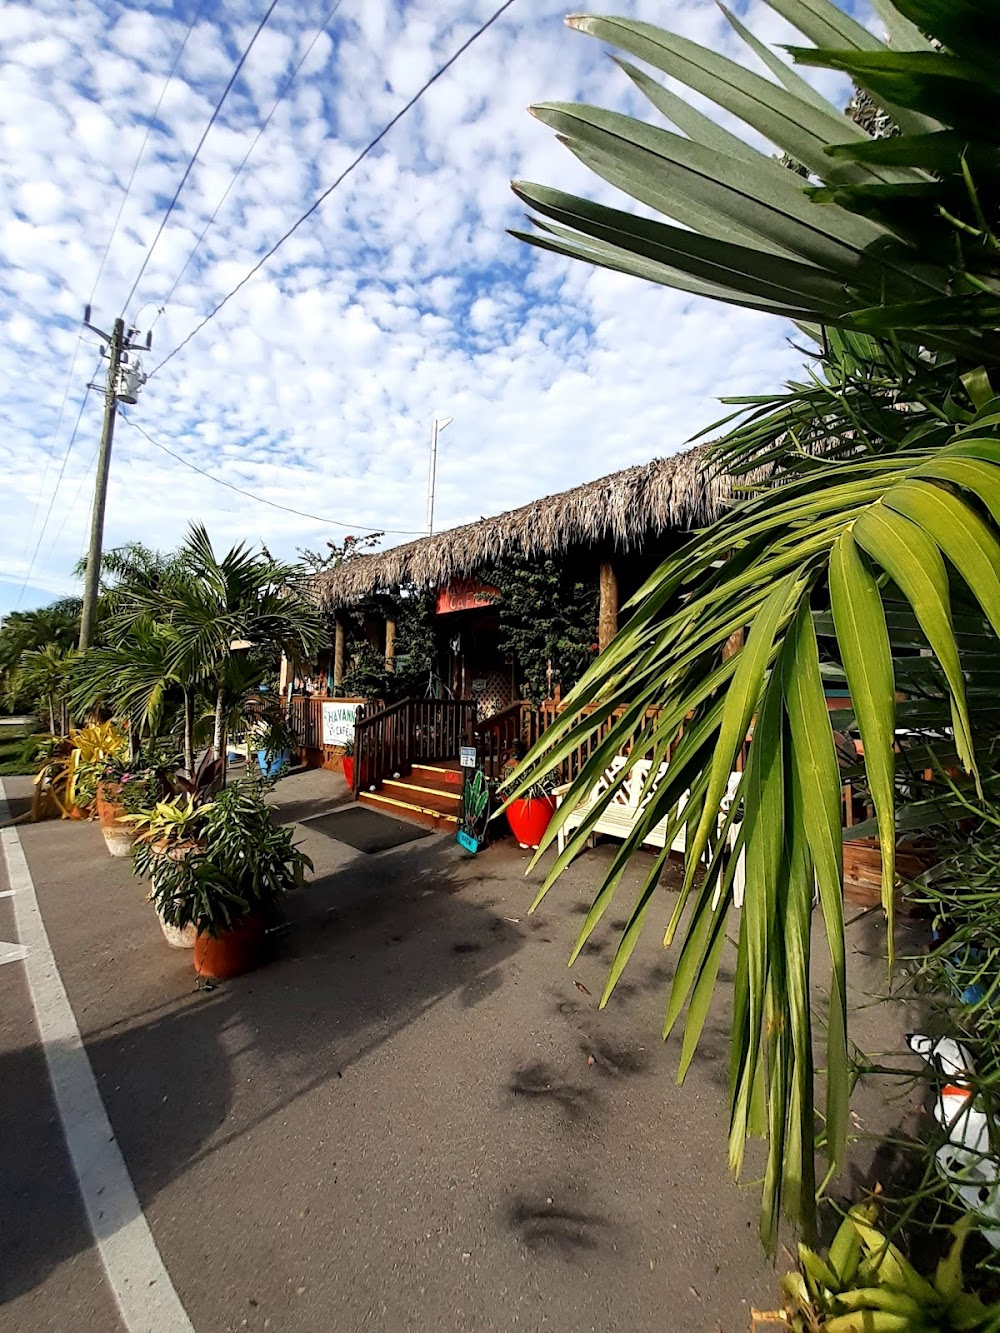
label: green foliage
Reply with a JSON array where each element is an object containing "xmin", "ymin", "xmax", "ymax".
[
  {"xmin": 777, "ymin": 1208, "xmax": 1000, "ymax": 1331},
  {"xmin": 508, "ymin": 0, "xmax": 1000, "ymax": 1251},
  {"xmin": 512, "ymin": 0, "xmax": 1000, "ymax": 360},
  {"xmin": 0, "ymin": 598, "xmax": 80, "ymax": 713},
  {"xmin": 132, "ymin": 778, "xmax": 311, "ymax": 936},
  {"xmin": 341, "ymin": 587, "xmax": 439, "ymax": 702},
  {"xmin": 490, "ymin": 554, "xmax": 598, "ymax": 704}
]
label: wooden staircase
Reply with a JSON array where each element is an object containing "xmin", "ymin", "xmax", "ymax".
[{"xmin": 357, "ymin": 761, "xmax": 464, "ymax": 832}]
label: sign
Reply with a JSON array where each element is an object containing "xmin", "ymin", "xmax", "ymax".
[
  {"xmin": 457, "ymin": 830, "xmax": 480, "ymax": 854},
  {"xmin": 436, "ymin": 578, "xmax": 499, "ymax": 615},
  {"xmin": 321, "ymin": 701, "xmax": 359, "ymax": 748},
  {"xmin": 460, "ymin": 746, "xmax": 477, "ymax": 769}
]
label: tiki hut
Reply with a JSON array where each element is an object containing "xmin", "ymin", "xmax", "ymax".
[
  {"xmin": 314, "ymin": 442, "xmax": 730, "ymax": 610},
  {"xmin": 300, "ymin": 444, "xmax": 734, "ymax": 717}
]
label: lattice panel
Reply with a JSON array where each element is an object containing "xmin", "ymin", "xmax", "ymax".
[{"xmin": 472, "ymin": 669, "xmax": 515, "ymax": 720}]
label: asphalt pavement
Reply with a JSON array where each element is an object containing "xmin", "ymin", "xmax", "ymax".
[{"xmin": 0, "ymin": 769, "xmax": 922, "ymax": 1333}]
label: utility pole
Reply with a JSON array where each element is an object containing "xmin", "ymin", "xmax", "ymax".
[
  {"xmin": 78, "ymin": 307, "xmax": 150, "ymax": 650},
  {"xmin": 426, "ymin": 415, "xmax": 452, "ymax": 536}
]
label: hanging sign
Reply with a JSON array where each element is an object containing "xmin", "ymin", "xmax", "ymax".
[
  {"xmin": 460, "ymin": 746, "xmax": 477, "ymax": 768},
  {"xmin": 436, "ymin": 578, "xmax": 499, "ymax": 615},
  {"xmin": 321, "ymin": 701, "xmax": 359, "ymax": 747}
]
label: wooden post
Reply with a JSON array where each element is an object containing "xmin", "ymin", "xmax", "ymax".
[
  {"xmin": 598, "ymin": 560, "xmax": 618, "ymax": 653},
  {"xmin": 385, "ymin": 619, "xmax": 396, "ymax": 673},
  {"xmin": 333, "ymin": 616, "xmax": 345, "ymax": 692}
]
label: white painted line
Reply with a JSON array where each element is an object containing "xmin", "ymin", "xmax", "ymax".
[
  {"xmin": 0, "ymin": 939, "xmax": 28, "ymax": 965},
  {"xmin": 0, "ymin": 887, "xmax": 19, "ymax": 899},
  {"xmin": 0, "ymin": 780, "xmax": 195, "ymax": 1333}
]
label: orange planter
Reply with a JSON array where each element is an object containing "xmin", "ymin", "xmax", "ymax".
[
  {"xmin": 96, "ymin": 782, "xmax": 134, "ymax": 857},
  {"xmin": 341, "ymin": 755, "xmax": 355, "ymax": 789},
  {"xmin": 193, "ymin": 914, "xmax": 266, "ymax": 980}
]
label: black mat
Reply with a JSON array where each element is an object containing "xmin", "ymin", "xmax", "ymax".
[{"xmin": 303, "ymin": 806, "xmax": 431, "ymax": 854}]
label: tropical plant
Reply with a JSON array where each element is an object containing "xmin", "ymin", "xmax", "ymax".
[
  {"xmin": 131, "ymin": 780, "xmax": 311, "ymax": 936},
  {"xmin": 507, "ymin": 0, "xmax": 1000, "ymax": 1250},
  {"xmin": 757, "ymin": 1208, "xmax": 1000, "ymax": 1331},
  {"xmin": 489, "ymin": 553, "xmax": 599, "ymax": 704},
  {"xmin": 156, "ymin": 525, "xmax": 321, "ymax": 761},
  {"xmin": 12, "ymin": 643, "xmax": 76, "ymax": 733},
  {"xmin": 33, "ymin": 721, "xmax": 127, "ymax": 816},
  {"xmin": 0, "ymin": 598, "xmax": 80, "ymax": 711}
]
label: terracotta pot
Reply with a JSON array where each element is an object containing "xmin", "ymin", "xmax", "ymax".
[
  {"xmin": 341, "ymin": 755, "xmax": 355, "ymax": 789},
  {"xmin": 96, "ymin": 782, "xmax": 135, "ymax": 858},
  {"xmin": 194, "ymin": 914, "xmax": 266, "ymax": 980},
  {"xmin": 506, "ymin": 795, "xmax": 556, "ymax": 850}
]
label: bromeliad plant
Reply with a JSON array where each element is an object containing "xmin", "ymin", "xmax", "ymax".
[
  {"xmin": 758, "ymin": 1208, "xmax": 1000, "ymax": 1331},
  {"xmin": 507, "ymin": 0, "xmax": 1000, "ymax": 1251}
]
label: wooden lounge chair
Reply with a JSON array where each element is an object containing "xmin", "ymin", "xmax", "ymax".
[{"xmin": 554, "ymin": 758, "xmax": 746, "ymax": 906}]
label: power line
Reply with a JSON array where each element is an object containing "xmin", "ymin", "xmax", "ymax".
[
  {"xmin": 159, "ymin": 0, "xmax": 345, "ymax": 313},
  {"xmin": 89, "ymin": 3, "xmax": 204, "ymax": 308},
  {"xmin": 14, "ymin": 368, "xmax": 102, "ymax": 609},
  {"xmin": 149, "ymin": 0, "xmax": 517, "ymax": 379},
  {"xmin": 122, "ymin": 415, "xmax": 426, "ymax": 535},
  {"xmin": 120, "ymin": 0, "xmax": 282, "ymax": 319},
  {"xmin": 14, "ymin": 9, "xmax": 203, "ymax": 603}
]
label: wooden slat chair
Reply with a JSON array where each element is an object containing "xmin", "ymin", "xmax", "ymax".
[{"xmin": 555, "ymin": 758, "xmax": 746, "ymax": 906}]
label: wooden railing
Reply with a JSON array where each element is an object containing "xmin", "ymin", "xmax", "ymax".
[
  {"xmin": 352, "ymin": 698, "xmax": 477, "ymax": 796},
  {"xmin": 474, "ymin": 702, "xmax": 529, "ymax": 781}
]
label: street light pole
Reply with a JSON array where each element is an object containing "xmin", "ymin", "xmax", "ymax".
[{"xmin": 426, "ymin": 414, "xmax": 452, "ymax": 536}]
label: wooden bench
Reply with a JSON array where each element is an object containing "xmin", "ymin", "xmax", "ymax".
[{"xmin": 555, "ymin": 758, "xmax": 745, "ymax": 906}]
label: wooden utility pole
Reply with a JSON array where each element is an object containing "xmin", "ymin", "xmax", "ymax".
[
  {"xmin": 78, "ymin": 307, "xmax": 150, "ymax": 650},
  {"xmin": 385, "ymin": 619, "xmax": 396, "ymax": 672}
]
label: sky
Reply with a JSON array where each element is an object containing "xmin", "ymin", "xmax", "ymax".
[{"xmin": 0, "ymin": 0, "xmax": 871, "ymax": 615}]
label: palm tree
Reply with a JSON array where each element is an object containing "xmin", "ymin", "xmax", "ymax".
[
  {"xmin": 508, "ymin": 0, "xmax": 1000, "ymax": 1246},
  {"xmin": 152, "ymin": 525, "xmax": 321, "ymax": 762},
  {"xmin": 13, "ymin": 644, "xmax": 75, "ymax": 734},
  {"xmin": 0, "ymin": 598, "xmax": 80, "ymax": 709}
]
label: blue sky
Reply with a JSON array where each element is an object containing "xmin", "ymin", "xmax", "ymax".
[{"xmin": 0, "ymin": 0, "xmax": 871, "ymax": 615}]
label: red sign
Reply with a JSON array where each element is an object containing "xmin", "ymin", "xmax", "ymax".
[{"xmin": 436, "ymin": 578, "xmax": 498, "ymax": 615}]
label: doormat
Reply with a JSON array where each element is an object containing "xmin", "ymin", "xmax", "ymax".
[{"xmin": 303, "ymin": 806, "xmax": 431, "ymax": 854}]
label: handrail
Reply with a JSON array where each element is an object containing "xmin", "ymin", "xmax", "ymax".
[
  {"xmin": 352, "ymin": 696, "xmax": 478, "ymax": 796},
  {"xmin": 474, "ymin": 701, "xmax": 529, "ymax": 782}
]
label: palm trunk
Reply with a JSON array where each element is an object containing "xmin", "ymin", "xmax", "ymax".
[
  {"xmin": 48, "ymin": 697, "xmax": 55, "ymax": 734},
  {"xmin": 213, "ymin": 684, "xmax": 226, "ymax": 761},
  {"xmin": 183, "ymin": 689, "xmax": 194, "ymax": 775}
]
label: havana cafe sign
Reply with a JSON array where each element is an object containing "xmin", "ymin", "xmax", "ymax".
[
  {"xmin": 321, "ymin": 701, "xmax": 359, "ymax": 748},
  {"xmin": 436, "ymin": 578, "xmax": 499, "ymax": 615}
]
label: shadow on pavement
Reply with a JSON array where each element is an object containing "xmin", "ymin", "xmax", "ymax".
[{"xmin": 1, "ymin": 834, "xmax": 521, "ymax": 1309}]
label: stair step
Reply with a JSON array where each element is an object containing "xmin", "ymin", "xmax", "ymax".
[
  {"xmin": 411, "ymin": 762, "xmax": 464, "ymax": 788},
  {"xmin": 359, "ymin": 790, "xmax": 459, "ymax": 830},
  {"xmin": 383, "ymin": 777, "xmax": 461, "ymax": 805}
]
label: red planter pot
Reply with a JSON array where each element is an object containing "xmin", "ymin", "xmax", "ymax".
[
  {"xmin": 341, "ymin": 755, "xmax": 355, "ymax": 789},
  {"xmin": 193, "ymin": 914, "xmax": 266, "ymax": 980},
  {"xmin": 506, "ymin": 795, "xmax": 556, "ymax": 849}
]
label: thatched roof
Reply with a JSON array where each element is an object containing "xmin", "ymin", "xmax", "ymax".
[{"xmin": 315, "ymin": 443, "xmax": 732, "ymax": 608}]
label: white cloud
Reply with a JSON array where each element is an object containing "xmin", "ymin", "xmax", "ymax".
[{"xmin": 0, "ymin": 0, "xmax": 865, "ymax": 614}]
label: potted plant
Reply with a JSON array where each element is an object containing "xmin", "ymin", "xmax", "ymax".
[
  {"xmin": 130, "ymin": 778, "xmax": 311, "ymax": 978},
  {"xmin": 502, "ymin": 748, "xmax": 557, "ymax": 850},
  {"xmin": 32, "ymin": 721, "xmax": 128, "ymax": 821},
  {"xmin": 126, "ymin": 794, "xmax": 214, "ymax": 946},
  {"xmin": 341, "ymin": 737, "xmax": 355, "ymax": 790},
  {"xmin": 249, "ymin": 710, "xmax": 298, "ymax": 779}
]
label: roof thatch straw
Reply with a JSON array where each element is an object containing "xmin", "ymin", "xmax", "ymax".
[{"xmin": 315, "ymin": 443, "xmax": 735, "ymax": 608}]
